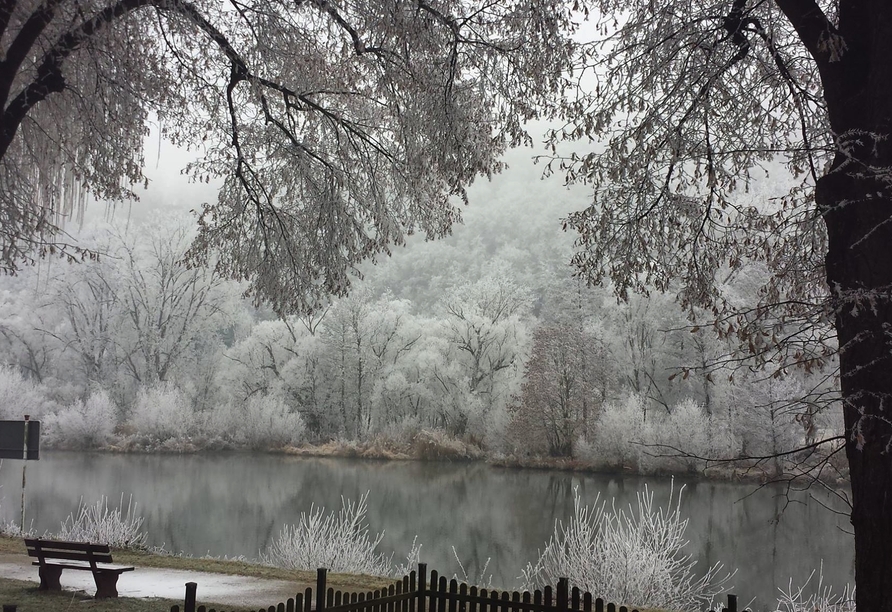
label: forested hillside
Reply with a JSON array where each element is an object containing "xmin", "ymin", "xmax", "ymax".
[{"xmin": 0, "ymin": 152, "xmax": 840, "ymax": 477}]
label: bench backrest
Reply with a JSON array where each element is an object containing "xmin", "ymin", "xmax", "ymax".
[{"xmin": 25, "ymin": 538, "xmax": 114, "ymax": 567}]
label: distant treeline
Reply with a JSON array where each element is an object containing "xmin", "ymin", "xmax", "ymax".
[{"xmin": 0, "ymin": 216, "xmax": 840, "ymax": 476}]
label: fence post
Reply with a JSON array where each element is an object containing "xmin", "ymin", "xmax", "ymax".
[
  {"xmin": 726, "ymin": 594, "xmax": 737, "ymax": 612},
  {"xmin": 417, "ymin": 563, "xmax": 427, "ymax": 612},
  {"xmin": 557, "ymin": 579, "xmax": 569, "ymax": 612},
  {"xmin": 316, "ymin": 568, "xmax": 328, "ymax": 612},
  {"xmin": 184, "ymin": 582, "xmax": 197, "ymax": 612}
]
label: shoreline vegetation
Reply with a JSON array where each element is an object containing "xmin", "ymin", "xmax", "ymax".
[{"xmin": 47, "ymin": 434, "xmax": 847, "ymax": 486}]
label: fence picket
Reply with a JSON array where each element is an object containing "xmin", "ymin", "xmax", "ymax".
[
  {"xmin": 400, "ymin": 575, "xmax": 408, "ymax": 612},
  {"xmin": 571, "ymin": 587, "xmax": 580, "ymax": 612},
  {"xmin": 430, "ymin": 570, "xmax": 440, "ymax": 612},
  {"xmin": 582, "ymin": 593, "xmax": 591, "ymax": 612},
  {"xmin": 279, "ymin": 603, "xmax": 286, "ymax": 612},
  {"xmin": 469, "ymin": 585, "xmax": 479, "ymax": 612},
  {"xmin": 445, "ymin": 579, "xmax": 455, "ymax": 612},
  {"xmin": 606, "ymin": 603, "xmax": 615, "ymax": 612},
  {"xmin": 511, "ymin": 589, "xmax": 520, "ymax": 612}
]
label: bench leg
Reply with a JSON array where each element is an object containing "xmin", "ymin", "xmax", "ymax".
[
  {"xmin": 38, "ymin": 565, "xmax": 63, "ymax": 591},
  {"xmin": 93, "ymin": 572, "xmax": 120, "ymax": 598}
]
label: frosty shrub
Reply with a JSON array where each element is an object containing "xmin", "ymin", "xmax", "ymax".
[
  {"xmin": 58, "ymin": 494, "xmax": 148, "ymax": 550},
  {"xmin": 521, "ymin": 485, "xmax": 730, "ymax": 612},
  {"xmin": 128, "ymin": 382, "xmax": 196, "ymax": 441},
  {"xmin": 206, "ymin": 394, "xmax": 306, "ymax": 449},
  {"xmin": 43, "ymin": 389, "xmax": 117, "ymax": 449},
  {"xmin": 645, "ymin": 399, "xmax": 732, "ymax": 473},
  {"xmin": 262, "ymin": 492, "xmax": 391, "ymax": 575},
  {"xmin": 238, "ymin": 394, "xmax": 305, "ymax": 449},
  {"xmin": 393, "ymin": 536, "xmax": 423, "ymax": 578},
  {"xmin": 774, "ymin": 565, "xmax": 854, "ymax": 612},
  {"xmin": 587, "ymin": 394, "xmax": 646, "ymax": 470},
  {"xmin": 0, "ymin": 365, "xmax": 56, "ymax": 419}
]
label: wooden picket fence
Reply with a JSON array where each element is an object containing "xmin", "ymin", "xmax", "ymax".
[{"xmin": 169, "ymin": 564, "xmax": 739, "ymax": 612}]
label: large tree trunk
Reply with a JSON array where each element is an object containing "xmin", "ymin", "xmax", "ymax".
[
  {"xmin": 811, "ymin": 5, "xmax": 892, "ymax": 608},
  {"xmin": 820, "ymin": 155, "xmax": 892, "ymax": 611}
]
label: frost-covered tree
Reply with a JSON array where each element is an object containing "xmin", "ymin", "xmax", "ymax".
[
  {"xmin": 555, "ymin": 1, "xmax": 892, "ymax": 605},
  {"xmin": 0, "ymin": 0, "xmax": 579, "ymax": 315},
  {"xmin": 114, "ymin": 222, "xmax": 236, "ymax": 388},
  {"xmin": 441, "ymin": 271, "xmax": 531, "ymax": 435},
  {"xmin": 509, "ymin": 324, "xmax": 604, "ymax": 457}
]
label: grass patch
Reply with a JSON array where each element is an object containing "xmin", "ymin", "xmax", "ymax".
[
  {"xmin": 0, "ymin": 534, "xmax": 394, "ymax": 612},
  {"xmin": 0, "ymin": 576, "xmax": 186, "ymax": 612},
  {"xmin": 0, "ymin": 534, "xmax": 389, "ymax": 590},
  {"xmin": 111, "ymin": 549, "xmax": 391, "ymax": 591}
]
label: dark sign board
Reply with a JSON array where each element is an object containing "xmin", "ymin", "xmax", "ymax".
[{"xmin": 0, "ymin": 420, "xmax": 40, "ymax": 459}]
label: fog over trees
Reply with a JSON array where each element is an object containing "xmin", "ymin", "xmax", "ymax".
[
  {"xmin": 0, "ymin": 0, "xmax": 888, "ymax": 606},
  {"xmin": 0, "ymin": 168, "xmax": 840, "ymax": 478}
]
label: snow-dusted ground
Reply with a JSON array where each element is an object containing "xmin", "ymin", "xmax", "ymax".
[{"xmin": 0, "ymin": 553, "xmax": 301, "ymax": 607}]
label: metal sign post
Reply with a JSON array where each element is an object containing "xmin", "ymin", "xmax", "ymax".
[
  {"xmin": 0, "ymin": 416, "xmax": 40, "ymax": 532},
  {"xmin": 21, "ymin": 415, "xmax": 28, "ymax": 530}
]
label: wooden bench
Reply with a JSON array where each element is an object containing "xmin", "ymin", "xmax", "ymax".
[{"xmin": 25, "ymin": 537, "xmax": 135, "ymax": 598}]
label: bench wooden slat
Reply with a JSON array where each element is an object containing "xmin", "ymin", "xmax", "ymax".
[
  {"xmin": 26, "ymin": 549, "xmax": 114, "ymax": 564},
  {"xmin": 25, "ymin": 538, "xmax": 112, "ymax": 554},
  {"xmin": 31, "ymin": 561, "xmax": 135, "ymax": 573}
]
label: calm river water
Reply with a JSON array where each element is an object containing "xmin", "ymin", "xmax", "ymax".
[{"xmin": 0, "ymin": 453, "xmax": 853, "ymax": 608}]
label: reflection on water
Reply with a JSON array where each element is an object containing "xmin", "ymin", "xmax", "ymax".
[{"xmin": 0, "ymin": 453, "xmax": 853, "ymax": 608}]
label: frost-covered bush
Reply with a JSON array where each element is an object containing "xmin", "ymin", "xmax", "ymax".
[
  {"xmin": 644, "ymin": 398, "xmax": 733, "ymax": 473},
  {"xmin": 207, "ymin": 394, "xmax": 305, "ymax": 449},
  {"xmin": 521, "ymin": 485, "xmax": 730, "ymax": 612},
  {"xmin": 774, "ymin": 565, "xmax": 854, "ymax": 612},
  {"xmin": 0, "ymin": 365, "xmax": 57, "ymax": 419},
  {"xmin": 585, "ymin": 393, "xmax": 647, "ymax": 470},
  {"xmin": 43, "ymin": 389, "xmax": 118, "ymax": 449},
  {"xmin": 262, "ymin": 492, "xmax": 392, "ymax": 575},
  {"xmin": 57, "ymin": 494, "xmax": 148, "ymax": 549},
  {"xmin": 128, "ymin": 382, "xmax": 196, "ymax": 441},
  {"xmin": 239, "ymin": 394, "xmax": 305, "ymax": 448}
]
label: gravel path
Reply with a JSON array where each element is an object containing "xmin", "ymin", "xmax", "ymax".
[{"xmin": 0, "ymin": 553, "xmax": 305, "ymax": 608}]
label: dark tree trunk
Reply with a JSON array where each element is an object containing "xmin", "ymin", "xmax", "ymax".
[
  {"xmin": 820, "ymin": 163, "xmax": 892, "ymax": 611},
  {"xmin": 807, "ymin": 4, "xmax": 892, "ymax": 608}
]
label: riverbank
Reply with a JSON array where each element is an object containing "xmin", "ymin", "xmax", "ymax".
[
  {"xmin": 77, "ymin": 431, "xmax": 847, "ymax": 486},
  {"xmin": 0, "ymin": 534, "xmax": 392, "ymax": 611}
]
